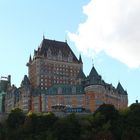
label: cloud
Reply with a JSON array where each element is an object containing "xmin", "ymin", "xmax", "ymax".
[{"xmin": 68, "ymin": 0, "xmax": 140, "ymax": 68}]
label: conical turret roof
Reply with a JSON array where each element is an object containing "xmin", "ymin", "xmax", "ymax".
[
  {"xmin": 89, "ymin": 65, "xmax": 99, "ymax": 79},
  {"xmin": 88, "ymin": 65, "xmax": 102, "ymax": 85},
  {"xmin": 117, "ymin": 82, "xmax": 127, "ymax": 95},
  {"xmin": 21, "ymin": 75, "xmax": 30, "ymax": 87},
  {"xmin": 79, "ymin": 54, "xmax": 83, "ymax": 64},
  {"xmin": 77, "ymin": 68, "xmax": 86, "ymax": 79}
]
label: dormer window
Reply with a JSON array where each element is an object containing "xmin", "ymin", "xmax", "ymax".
[
  {"xmin": 68, "ymin": 52, "xmax": 73, "ymax": 62},
  {"xmin": 58, "ymin": 50, "xmax": 62, "ymax": 60},
  {"xmin": 47, "ymin": 48, "xmax": 52, "ymax": 59}
]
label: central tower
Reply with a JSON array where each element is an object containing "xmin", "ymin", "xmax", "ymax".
[{"xmin": 27, "ymin": 37, "xmax": 83, "ymax": 89}]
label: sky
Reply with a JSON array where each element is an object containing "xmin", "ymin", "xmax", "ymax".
[{"xmin": 0, "ymin": 0, "xmax": 140, "ymax": 105}]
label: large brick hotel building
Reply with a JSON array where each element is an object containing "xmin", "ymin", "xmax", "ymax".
[{"xmin": 4, "ymin": 37, "xmax": 128, "ymax": 113}]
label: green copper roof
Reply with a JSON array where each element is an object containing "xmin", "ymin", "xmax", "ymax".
[
  {"xmin": 47, "ymin": 84, "xmax": 84, "ymax": 95},
  {"xmin": 89, "ymin": 65, "xmax": 99, "ymax": 78},
  {"xmin": 77, "ymin": 68, "xmax": 86, "ymax": 79},
  {"xmin": 87, "ymin": 66, "xmax": 102, "ymax": 85}
]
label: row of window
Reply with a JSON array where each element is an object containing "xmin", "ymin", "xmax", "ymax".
[{"xmin": 46, "ymin": 53, "xmax": 73, "ymax": 62}]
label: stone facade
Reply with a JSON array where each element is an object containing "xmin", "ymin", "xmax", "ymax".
[
  {"xmin": 5, "ymin": 75, "xmax": 31, "ymax": 113},
  {"xmin": 27, "ymin": 38, "xmax": 83, "ymax": 89},
  {"xmin": 0, "ymin": 76, "xmax": 11, "ymax": 113},
  {"xmin": 4, "ymin": 37, "xmax": 128, "ymax": 113}
]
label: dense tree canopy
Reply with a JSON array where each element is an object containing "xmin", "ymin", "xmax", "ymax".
[{"xmin": 0, "ymin": 103, "xmax": 140, "ymax": 140}]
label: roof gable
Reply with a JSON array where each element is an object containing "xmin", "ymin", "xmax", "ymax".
[
  {"xmin": 37, "ymin": 38, "xmax": 79, "ymax": 63},
  {"xmin": 88, "ymin": 66, "xmax": 102, "ymax": 85},
  {"xmin": 21, "ymin": 75, "xmax": 30, "ymax": 87},
  {"xmin": 89, "ymin": 66, "xmax": 99, "ymax": 78},
  {"xmin": 117, "ymin": 82, "xmax": 127, "ymax": 95},
  {"xmin": 77, "ymin": 68, "xmax": 86, "ymax": 79}
]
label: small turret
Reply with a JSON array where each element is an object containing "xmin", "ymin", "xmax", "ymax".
[
  {"xmin": 29, "ymin": 55, "xmax": 32, "ymax": 63},
  {"xmin": 117, "ymin": 82, "xmax": 127, "ymax": 95},
  {"xmin": 21, "ymin": 75, "xmax": 30, "ymax": 87},
  {"xmin": 43, "ymin": 34, "xmax": 45, "ymax": 40},
  {"xmin": 89, "ymin": 65, "xmax": 99, "ymax": 79},
  {"xmin": 87, "ymin": 65, "xmax": 102, "ymax": 85},
  {"xmin": 26, "ymin": 55, "xmax": 32, "ymax": 66},
  {"xmin": 8, "ymin": 75, "xmax": 11, "ymax": 85},
  {"xmin": 77, "ymin": 68, "xmax": 86, "ymax": 80},
  {"xmin": 79, "ymin": 54, "xmax": 83, "ymax": 64}
]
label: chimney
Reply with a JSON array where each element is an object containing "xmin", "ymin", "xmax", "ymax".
[
  {"xmin": 136, "ymin": 100, "xmax": 138, "ymax": 104},
  {"xmin": 8, "ymin": 75, "xmax": 11, "ymax": 85}
]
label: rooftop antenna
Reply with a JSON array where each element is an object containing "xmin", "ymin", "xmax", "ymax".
[
  {"xmin": 136, "ymin": 96, "xmax": 138, "ymax": 104},
  {"xmin": 43, "ymin": 33, "xmax": 45, "ymax": 40},
  {"xmin": 92, "ymin": 59, "xmax": 94, "ymax": 67},
  {"xmin": 65, "ymin": 33, "xmax": 67, "ymax": 43}
]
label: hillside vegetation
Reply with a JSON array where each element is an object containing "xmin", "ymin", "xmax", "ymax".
[{"xmin": 0, "ymin": 103, "xmax": 140, "ymax": 140}]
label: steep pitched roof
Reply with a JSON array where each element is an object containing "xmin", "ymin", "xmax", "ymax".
[
  {"xmin": 89, "ymin": 65, "xmax": 99, "ymax": 79},
  {"xmin": 86, "ymin": 65, "xmax": 103, "ymax": 85},
  {"xmin": 47, "ymin": 84, "xmax": 84, "ymax": 95},
  {"xmin": 117, "ymin": 82, "xmax": 127, "ymax": 95},
  {"xmin": 79, "ymin": 54, "xmax": 83, "ymax": 64},
  {"xmin": 21, "ymin": 75, "xmax": 30, "ymax": 87},
  {"xmin": 29, "ymin": 55, "xmax": 32, "ymax": 63},
  {"xmin": 37, "ymin": 38, "xmax": 80, "ymax": 63},
  {"xmin": 77, "ymin": 68, "xmax": 86, "ymax": 79}
]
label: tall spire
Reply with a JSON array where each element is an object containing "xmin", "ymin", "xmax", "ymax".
[
  {"xmin": 29, "ymin": 54, "xmax": 32, "ymax": 63},
  {"xmin": 77, "ymin": 68, "xmax": 86, "ymax": 79},
  {"xmin": 92, "ymin": 59, "xmax": 94, "ymax": 67},
  {"xmin": 79, "ymin": 54, "xmax": 83, "ymax": 63},
  {"xmin": 65, "ymin": 34, "xmax": 67, "ymax": 43},
  {"xmin": 43, "ymin": 34, "xmax": 45, "ymax": 40}
]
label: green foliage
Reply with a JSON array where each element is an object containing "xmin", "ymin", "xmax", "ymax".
[
  {"xmin": 23, "ymin": 111, "xmax": 58, "ymax": 139},
  {"xmin": 1, "ymin": 104, "xmax": 140, "ymax": 140},
  {"xmin": 122, "ymin": 103, "xmax": 140, "ymax": 139},
  {"xmin": 94, "ymin": 104, "xmax": 119, "ymax": 121},
  {"xmin": 95, "ymin": 130, "xmax": 115, "ymax": 140},
  {"xmin": 0, "ymin": 122, "xmax": 6, "ymax": 140},
  {"xmin": 50, "ymin": 113, "xmax": 81, "ymax": 140},
  {"xmin": 6, "ymin": 108, "xmax": 25, "ymax": 129},
  {"xmin": 121, "ymin": 129, "xmax": 140, "ymax": 140}
]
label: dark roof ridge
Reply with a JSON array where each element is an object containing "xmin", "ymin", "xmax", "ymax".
[
  {"xmin": 117, "ymin": 82, "xmax": 127, "ymax": 95},
  {"xmin": 44, "ymin": 38, "xmax": 67, "ymax": 44},
  {"xmin": 37, "ymin": 37, "xmax": 80, "ymax": 63},
  {"xmin": 77, "ymin": 68, "xmax": 86, "ymax": 79},
  {"xmin": 89, "ymin": 65, "xmax": 99, "ymax": 78}
]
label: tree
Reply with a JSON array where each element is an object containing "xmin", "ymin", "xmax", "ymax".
[
  {"xmin": 0, "ymin": 123, "xmax": 6, "ymax": 140},
  {"xmin": 92, "ymin": 104, "xmax": 121, "ymax": 140},
  {"xmin": 95, "ymin": 130, "xmax": 115, "ymax": 140},
  {"xmin": 50, "ymin": 113, "xmax": 81, "ymax": 140},
  {"xmin": 5, "ymin": 108, "xmax": 25, "ymax": 140},
  {"xmin": 121, "ymin": 130, "xmax": 139, "ymax": 140},
  {"xmin": 94, "ymin": 104, "xmax": 119, "ymax": 122},
  {"xmin": 6, "ymin": 108, "xmax": 25, "ymax": 129},
  {"xmin": 23, "ymin": 112, "xmax": 58, "ymax": 140},
  {"xmin": 122, "ymin": 103, "xmax": 140, "ymax": 139}
]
